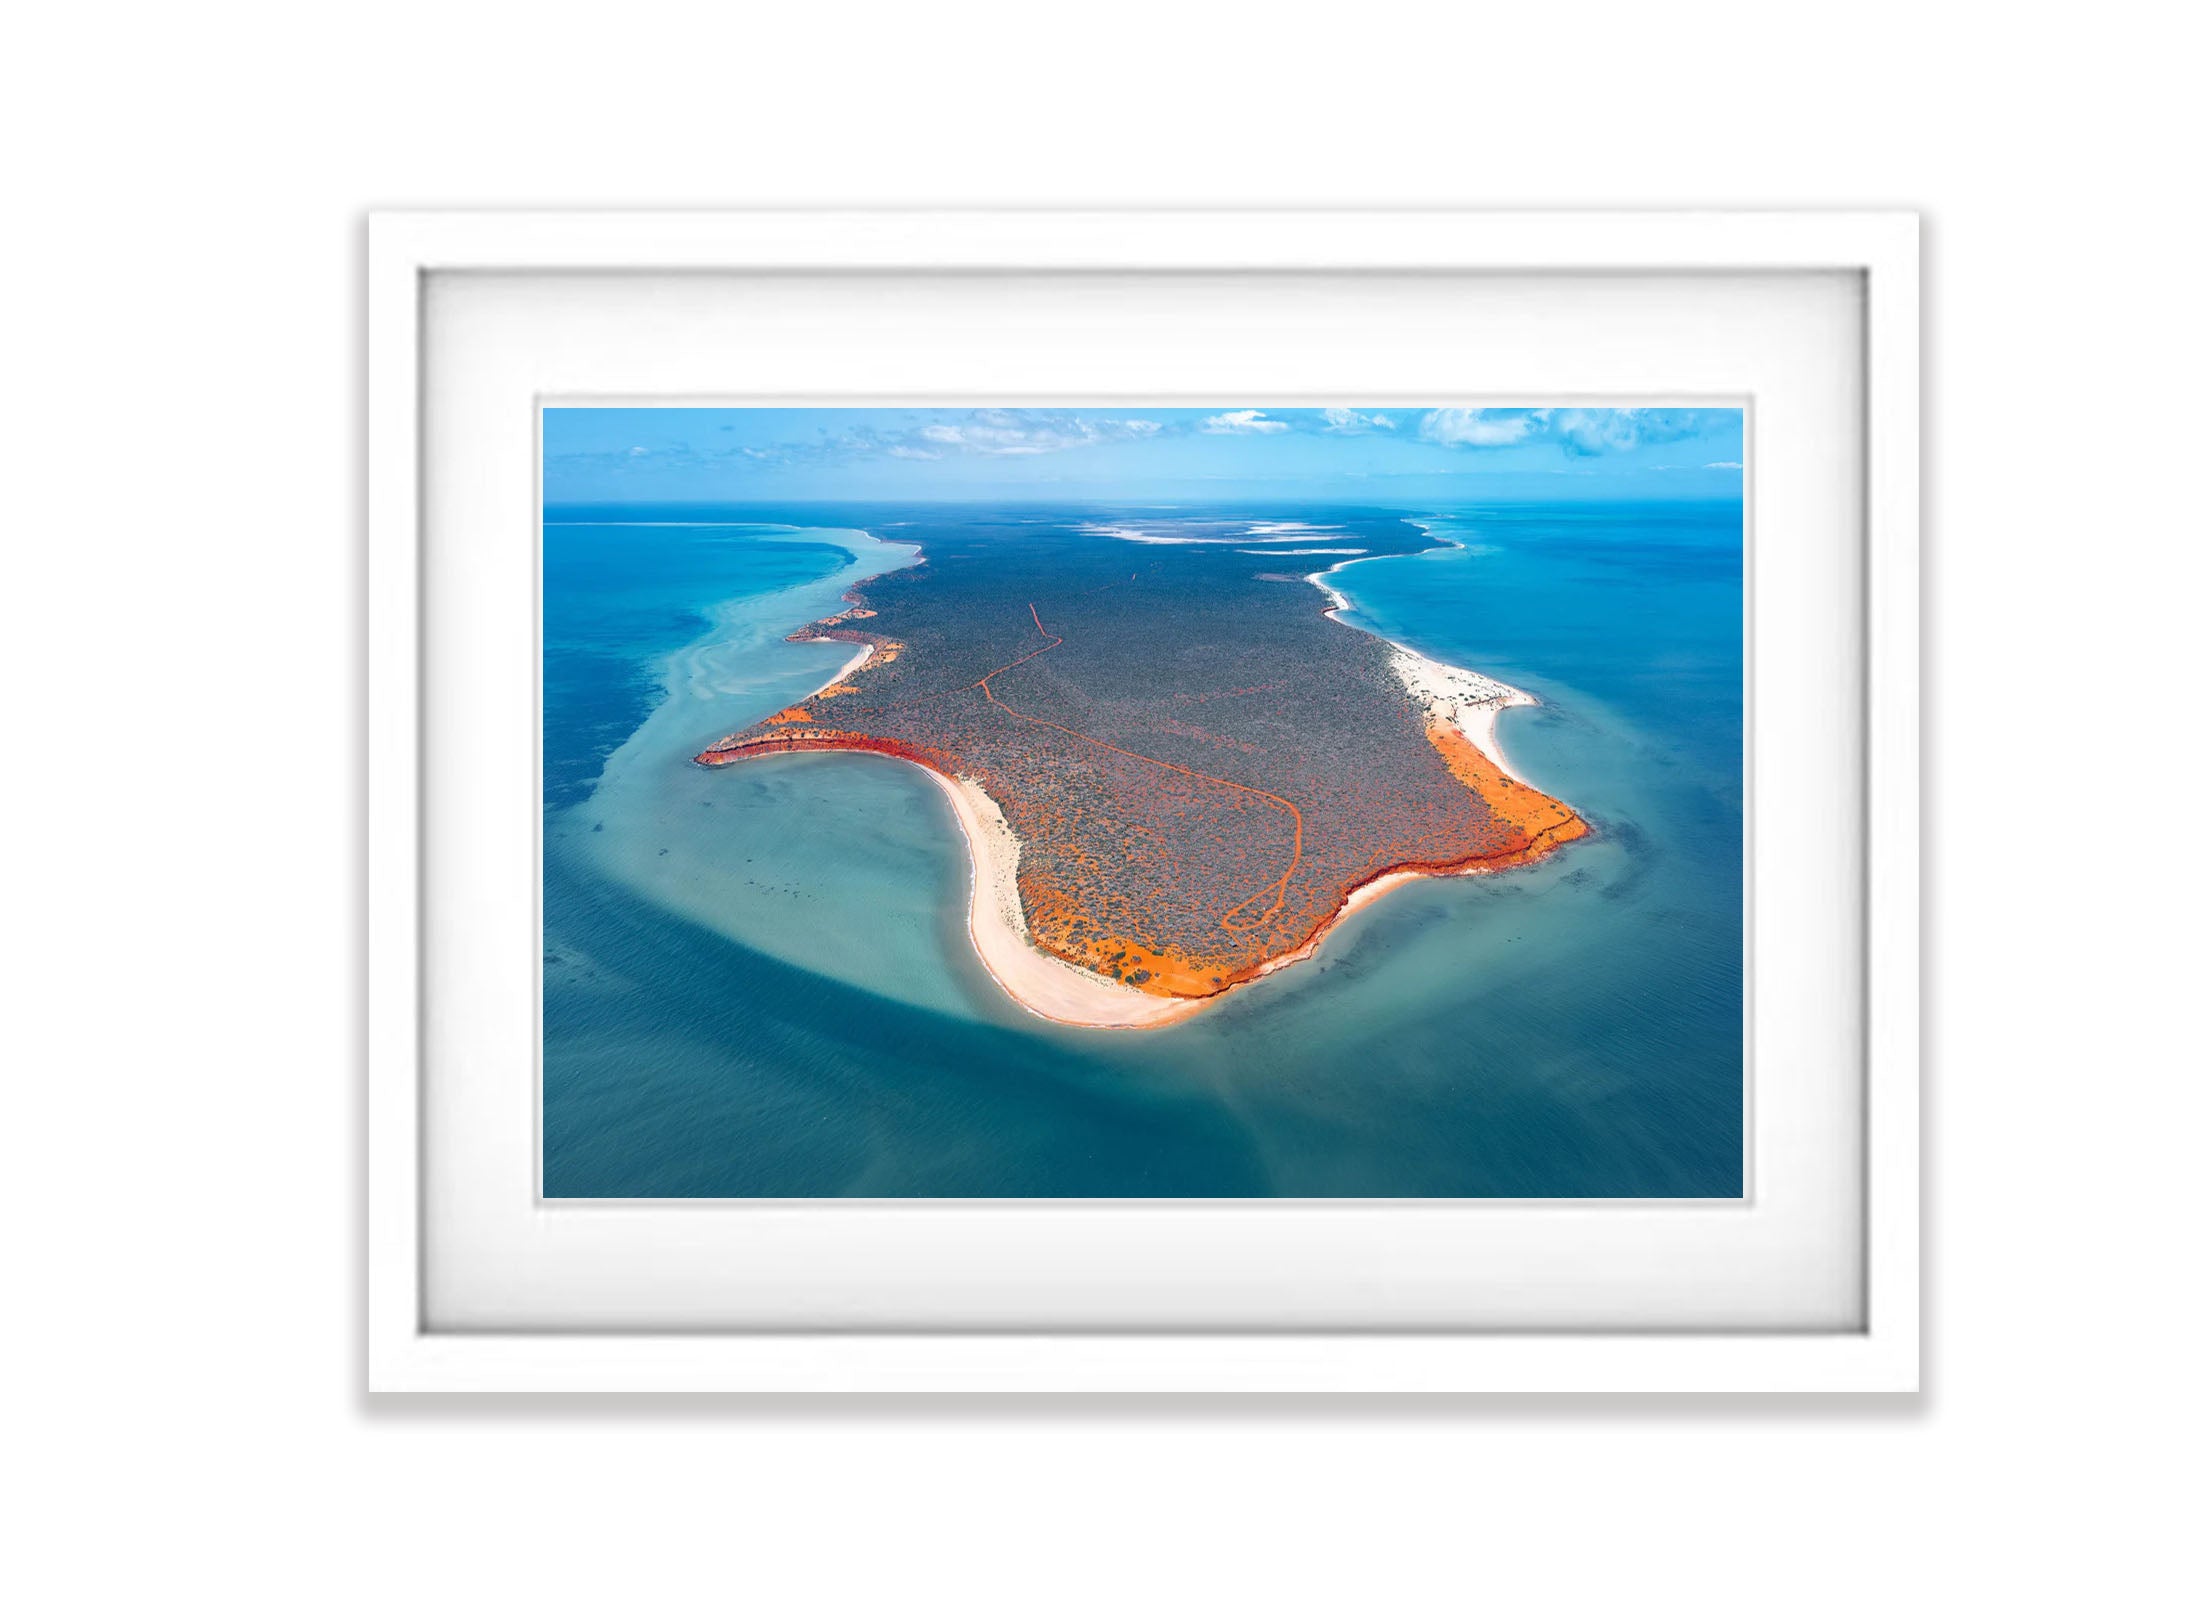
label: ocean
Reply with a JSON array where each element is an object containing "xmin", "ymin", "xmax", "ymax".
[{"xmin": 542, "ymin": 501, "xmax": 1744, "ymax": 1198}]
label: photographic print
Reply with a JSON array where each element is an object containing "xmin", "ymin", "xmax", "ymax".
[{"xmin": 542, "ymin": 405, "xmax": 1744, "ymax": 1198}]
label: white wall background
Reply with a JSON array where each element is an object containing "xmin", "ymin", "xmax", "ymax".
[{"xmin": 5, "ymin": 3, "xmax": 2189, "ymax": 1595}]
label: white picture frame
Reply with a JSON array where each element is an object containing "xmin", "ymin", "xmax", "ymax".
[{"xmin": 368, "ymin": 210, "xmax": 1918, "ymax": 1393}]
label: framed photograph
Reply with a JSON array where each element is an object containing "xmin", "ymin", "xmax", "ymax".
[{"xmin": 368, "ymin": 211, "xmax": 1917, "ymax": 1391}]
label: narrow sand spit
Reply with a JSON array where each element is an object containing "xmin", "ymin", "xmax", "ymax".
[{"xmin": 906, "ymin": 763, "xmax": 1208, "ymax": 1029}]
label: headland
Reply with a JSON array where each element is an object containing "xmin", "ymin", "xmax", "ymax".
[{"xmin": 696, "ymin": 514, "xmax": 1588, "ymax": 1026}]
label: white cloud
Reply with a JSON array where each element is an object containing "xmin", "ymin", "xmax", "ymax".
[
  {"xmin": 1418, "ymin": 408, "xmax": 1544, "ymax": 447},
  {"xmin": 906, "ymin": 411, "xmax": 1170, "ymax": 456},
  {"xmin": 1706, "ymin": 460, "xmax": 1743, "ymax": 469},
  {"xmin": 1203, "ymin": 409, "xmax": 1290, "ymax": 434},
  {"xmin": 1321, "ymin": 407, "xmax": 1396, "ymax": 434},
  {"xmin": 554, "ymin": 410, "xmax": 1180, "ymax": 479},
  {"xmin": 1548, "ymin": 408, "xmax": 1641, "ymax": 453},
  {"xmin": 1546, "ymin": 407, "xmax": 1724, "ymax": 455}
]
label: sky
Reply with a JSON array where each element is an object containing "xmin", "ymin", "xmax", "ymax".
[{"xmin": 544, "ymin": 406, "xmax": 1745, "ymax": 504}]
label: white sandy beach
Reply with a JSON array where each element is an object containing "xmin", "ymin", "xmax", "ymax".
[
  {"xmin": 1312, "ymin": 551, "xmax": 1536, "ymax": 782},
  {"xmin": 906, "ymin": 764, "xmax": 1207, "ymax": 1029},
  {"xmin": 815, "ymin": 641, "xmax": 873, "ymax": 687},
  {"xmin": 1387, "ymin": 645, "xmax": 1536, "ymax": 784}
]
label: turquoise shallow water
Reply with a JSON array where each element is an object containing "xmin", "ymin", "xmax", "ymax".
[{"xmin": 543, "ymin": 501, "xmax": 1743, "ymax": 1197}]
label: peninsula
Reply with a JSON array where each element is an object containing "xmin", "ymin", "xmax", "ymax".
[{"xmin": 696, "ymin": 514, "xmax": 1588, "ymax": 1026}]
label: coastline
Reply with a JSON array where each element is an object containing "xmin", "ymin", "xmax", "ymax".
[
  {"xmin": 1313, "ymin": 536, "xmax": 1538, "ymax": 786},
  {"xmin": 1389, "ymin": 643, "xmax": 1537, "ymax": 785},
  {"xmin": 1241, "ymin": 863, "xmax": 1482, "ymax": 989},
  {"xmin": 910, "ymin": 762, "xmax": 1213, "ymax": 1029},
  {"xmin": 815, "ymin": 641, "xmax": 873, "ymax": 688},
  {"xmin": 705, "ymin": 733, "xmax": 1577, "ymax": 1028},
  {"xmin": 1455, "ymin": 700, "xmax": 1526, "ymax": 783},
  {"xmin": 695, "ymin": 516, "xmax": 1581, "ymax": 1030},
  {"xmin": 1205, "ymin": 526, "xmax": 1583, "ymax": 1008},
  {"xmin": 766, "ymin": 750, "xmax": 1208, "ymax": 1029}
]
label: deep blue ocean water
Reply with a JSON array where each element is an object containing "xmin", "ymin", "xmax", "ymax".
[
  {"xmin": 544, "ymin": 520, "xmax": 854, "ymax": 811},
  {"xmin": 542, "ymin": 501, "xmax": 1744, "ymax": 1197}
]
